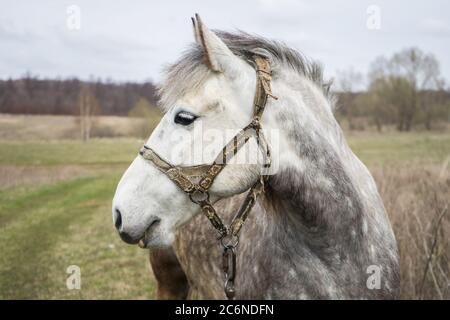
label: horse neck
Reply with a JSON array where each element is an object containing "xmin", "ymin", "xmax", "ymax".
[{"xmin": 261, "ymin": 74, "xmax": 367, "ymax": 243}]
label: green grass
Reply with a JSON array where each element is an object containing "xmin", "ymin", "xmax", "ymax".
[
  {"xmin": 0, "ymin": 138, "xmax": 142, "ymax": 166},
  {"xmin": 0, "ymin": 132, "xmax": 449, "ymax": 299},
  {"xmin": 0, "ymin": 138, "xmax": 155, "ymax": 299},
  {"xmin": 347, "ymin": 131, "xmax": 450, "ymax": 165}
]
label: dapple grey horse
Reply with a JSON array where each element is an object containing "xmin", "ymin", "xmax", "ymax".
[{"xmin": 112, "ymin": 15, "xmax": 399, "ymax": 299}]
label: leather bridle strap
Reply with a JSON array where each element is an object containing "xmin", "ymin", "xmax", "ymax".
[
  {"xmin": 139, "ymin": 119, "xmax": 270, "ymax": 192},
  {"xmin": 139, "ymin": 56, "xmax": 277, "ymax": 299}
]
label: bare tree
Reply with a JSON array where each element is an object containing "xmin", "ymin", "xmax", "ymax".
[
  {"xmin": 364, "ymin": 78, "xmax": 395, "ymax": 132},
  {"xmin": 421, "ymin": 77, "xmax": 446, "ymax": 130},
  {"xmin": 336, "ymin": 68, "xmax": 364, "ymax": 130},
  {"xmin": 368, "ymin": 48, "xmax": 443, "ymax": 131},
  {"xmin": 79, "ymin": 84, "xmax": 100, "ymax": 141},
  {"xmin": 390, "ymin": 48, "xmax": 442, "ymax": 131}
]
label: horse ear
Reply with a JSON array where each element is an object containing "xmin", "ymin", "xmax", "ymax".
[{"xmin": 191, "ymin": 14, "xmax": 242, "ymax": 75}]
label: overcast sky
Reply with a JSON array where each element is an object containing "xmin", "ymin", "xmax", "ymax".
[{"xmin": 1, "ymin": 0, "xmax": 449, "ymax": 87}]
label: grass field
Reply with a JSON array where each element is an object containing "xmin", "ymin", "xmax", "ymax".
[
  {"xmin": 0, "ymin": 138, "xmax": 157, "ymax": 299},
  {"xmin": 0, "ymin": 118, "xmax": 449, "ymax": 299}
]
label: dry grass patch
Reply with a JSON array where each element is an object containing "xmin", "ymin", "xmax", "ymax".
[
  {"xmin": 0, "ymin": 114, "xmax": 151, "ymax": 140},
  {"xmin": 372, "ymin": 164, "xmax": 450, "ymax": 299}
]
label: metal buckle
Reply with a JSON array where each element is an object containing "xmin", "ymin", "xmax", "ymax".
[
  {"xmin": 189, "ymin": 189, "xmax": 210, "ymax": 204},
  {"xmin": 220, "ymin": 233, "xmax": 239, "ymax": 249}
]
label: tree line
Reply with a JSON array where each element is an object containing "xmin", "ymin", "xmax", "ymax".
[
  {"xmin": 336, "ymin": 47, "xmax": 450, "ymax": 131},
  {"xmin": 1, "ymin": 47, "xmax": 449, "ymax": 132},
  {"xmin": 0, "ymin": 75, "xmax": 158, "ymax": 116}
]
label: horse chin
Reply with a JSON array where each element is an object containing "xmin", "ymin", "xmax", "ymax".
[{"xmin": 138, "ymin": 224, "xmax": 175, "ymax": 249}]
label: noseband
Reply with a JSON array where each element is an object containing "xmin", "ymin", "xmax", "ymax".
[{"xmin": 139, "ymin": 56, "xmax": 277, "ymax": 299}]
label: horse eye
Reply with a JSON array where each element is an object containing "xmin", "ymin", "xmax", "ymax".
[{"xmin": 174, "ymin": 111, "xmax": 197, "ymax": 126}]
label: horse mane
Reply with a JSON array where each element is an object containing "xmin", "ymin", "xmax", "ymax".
[{"xmin": 158, "ymin": 31, "xmax": 334, "ymax": 111}]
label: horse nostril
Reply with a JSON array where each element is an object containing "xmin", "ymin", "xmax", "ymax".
[{"xmin": 114, "ymin": 208, "xmax": 122, "ymax": 231}]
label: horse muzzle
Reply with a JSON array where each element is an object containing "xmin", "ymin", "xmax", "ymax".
[{"xmin": 113, "ymin": 206, "xmax": 161, "ymax": 247}]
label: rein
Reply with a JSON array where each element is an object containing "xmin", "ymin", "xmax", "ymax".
[{"xmin": 139, "ymin": 56, "xmax": 277, "ymax": 299}]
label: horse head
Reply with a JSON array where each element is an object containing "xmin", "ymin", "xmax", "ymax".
[{"xmin": 112, "ymin": 15, "xmax": 272, "ymax": 248}]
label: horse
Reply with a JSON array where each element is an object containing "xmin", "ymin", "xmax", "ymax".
[{"xmin": 112, "ymin": 15, "xmax": 400, "ymax": 299}]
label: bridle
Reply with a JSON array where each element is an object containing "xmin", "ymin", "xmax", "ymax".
[{"xmin": 139, "ymin": 56, "xmax": 277, "ymax": 299}]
